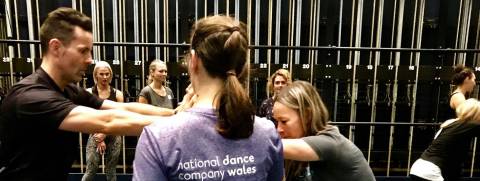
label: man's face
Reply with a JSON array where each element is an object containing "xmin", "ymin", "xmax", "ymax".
[{"xmin": 58, "ymin": 26, "xmax": 93, "ymax": 83}]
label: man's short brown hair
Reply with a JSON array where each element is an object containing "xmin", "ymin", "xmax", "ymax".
[{"xmin": 40, "ymin": 7, "xmax": 92, "ymax": 54}]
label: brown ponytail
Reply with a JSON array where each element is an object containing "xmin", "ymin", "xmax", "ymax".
[
  {"xmin": 452, "ymin": 64, "xmax": 474, "ymax": 86},
  {"xmin": 190, "ymin": 15, "xmax": 254, "ymax": 139}
]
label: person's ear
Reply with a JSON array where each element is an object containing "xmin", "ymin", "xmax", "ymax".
[
  {"xmin": 48, "ymin": 38, "xmax": 63, "ymax": 56},
  {"xmin": 189, "ymin": 49, "xmax": 199, "ymax": 74}
]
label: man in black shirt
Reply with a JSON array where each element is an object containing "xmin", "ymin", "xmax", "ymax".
[{"xmin": 0, "ymin": 7, "xmax": 175, "ymax": 180}]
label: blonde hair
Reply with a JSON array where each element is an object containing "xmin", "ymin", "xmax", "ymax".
[
  {"xmin": 275, "ymin": 80, "xmax": 331, "ymax": 179},
  {"xmin": 456, "ymin": 98, "xmax": 480, "ymax": 123},
  {"xmin": 147, "ymin": 59, "xmax": 167, "ymax": 84},
  {"xmin": 267, "ymin": 69, "xmax": 292, "ymax": 95},
  {"xmin": 92, "ymin": 61, "xmax": 113, "ymax": 84}
]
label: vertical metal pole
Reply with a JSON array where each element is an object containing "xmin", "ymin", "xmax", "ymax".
[
  {"xmin": 368, "ymin": 0, "xmax": 377, "ymax": 65},
  {"xmin": 13, "ymin": 0, "xmax": 20, "ymax": 57},
  {"xmin": 214, "ymin": 0, "xmax": 218, "ymax": 15},
  {"xmin": 79, "ymin": 0, "xmax": 83, "ymax": 13},
  {"xmin": 294, "ymin": 0, "xmax": 302, "ymax": 65},
  {"xmin": 35, "ymin": 0, "xmax": 41, "ymax": 58},
  {"xmin": 226, "ymin": 0, "xmax": 230, "ymax": 16},
  {"xmin": 368, "ymin": 0, "xmax": 384, "ymax": 163},
  {"xmin": 309, "ymin": 0, "xmax": 318, "ymax": 83},
  {"xmin": 334, "ymin": 0, "xmax": 344, "ymax": 122},
  {"xmin": 349, "ymin": 0, "xmax": 364, "ymax": 141},
  {"xmin": 461, "ymin": 0, "xmax": 472, "ymax": 64},
  {"xmin": 102, "ymin": 0, "xmax": 106, "ymax": 61},
  {"xmin": 387, "ymin": 0, "xmax": 405, "ymax": 176},
  {"xmin": 72, "ymin": 0, "xmax": 77, "ymax": 9},
  {"xmin": 155, "ymin": 0, "xmax": 160, "ymax": 59},
  {"xmin": 164, "ymin": 0, "xmax": 169, "ymax": 62},
  {"xmin": 254, "ymin": 0, "xmax": 260, "ymax": 64},
  {"xmin": 5, "ymin": 0, "xmax": 15, "ymax": 85},
  {"xmin": 389, "ymin": 0, "xmax": 398, "ymax": 65},
  {"xmin": 122, "ymin": 0, "xmax": 127, "ymax": 60},
  {"xmin": 408, "ymin": 0, "xmax": 418, "ymax": 65},
  {"xmin": 145, "ymin": 0, "xmax": 149, "ymax": 62},
  {"xmin": 91, "ymin": 0, "xmax": 99, "ymax": 60},
  {"xmin": 454, "ymin": 0, "xmax": 463, "ymax": 65},
  {"xmin": 474, "ymin": 10, "xmax": 480, "ymax": 66},
  {"xmin": 195, "ymin": 0, "xmax": 198, "ymax": 21},
  {"xmin": 204, "ymin": 0, "xmax": 207, "ymax": 18},
  {"xmin": 26, "ymin": 0, "xmax": 35, "ymax": 72},
  {"xmin": 274, "ymin": 0, "xmax": 281, "ymax": 64},
  {"xmin": 247, "ymin": 0, "xmax": 252, "ymax": 52},
  {"xmin": 140, "ymin": 0, "xmax": 145, "ymax": 89},
  {"xmin": 134, "ymin": 0, "xmax": 140, "ymax": 64},
  {"xmin": 407, "ymin": 0, "xmax": 425, "ymax": 174},
  {"xmin": 235, "ymin": 0, "xmax": 239, "ymax": 21},
  {"xmin": 287, "ymin": 0, "xmax": 294, "ymax": 65},
  {"xmin": 308, "ymin": 0, "xmax": 314, "ymax": 74},
  {"xmin": 348, "ymin": 0, "xmax": 356, "ymax": 65},
  {"xmin": 175, "ymin": 0, "xmax": 179, "ymax": 62},
  {"xmin": 246, "ymin": 0, "xmax": 252, "ymax": 91},
  {"xmin": 267, "ymin": 0, "xmax": 273, "ymax": 90}
]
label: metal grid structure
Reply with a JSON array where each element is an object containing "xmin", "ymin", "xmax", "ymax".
[{"xmin": 2, "ymin": 0, "xmax": 480, "ymax": 178}]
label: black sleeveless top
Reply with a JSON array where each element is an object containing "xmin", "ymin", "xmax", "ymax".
[
  {"xmin": 446, "ymin": 91, "xmax": 468, "ymax": 119},
  {"xmin": 92, "ymin": 85, "xmax": 117, "ymax": 102}
]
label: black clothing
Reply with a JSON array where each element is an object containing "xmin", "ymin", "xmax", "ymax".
[
  {"xmin": 420, "ymin": 120, "xmax": 480, "ymax": 180},
  {"xmin": 92, "ymin": 85, "xmax": 117, "ymax": 102},
  {"xmin": 446, "ymin": 91, "xmax": 464, "ymax": 119},
  {"xmin": 258, "ymin": 98, "xmax": 276, "ymax": 125},
  {"xmin": 0, "ymin": 68, "xmax": 103, "ymax": 180}
]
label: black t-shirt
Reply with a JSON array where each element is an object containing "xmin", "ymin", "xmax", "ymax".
[
  {"xmin": 420, "ymin": 120, "xmax": 480, "ymax": 180},
  {"xmin": 0, "ymin": 68, "xmax": 103, "ymax": 180}
]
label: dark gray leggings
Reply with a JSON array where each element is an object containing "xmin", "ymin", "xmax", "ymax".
[{"xmin": 81, "ymin": 135, "xmax": 122, "ymax": 181}]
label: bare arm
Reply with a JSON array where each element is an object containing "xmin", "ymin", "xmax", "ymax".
[
  {"xmin": 59, "ymin": 105, "xmax": 156, "ymax": 136},
  {"xmin": 116, "ymin": 90, "xmax": 124, "ymax": 103},
  {"xmin": 450, "ymin": 93, "xmax": 466, "ymax": 110},
  {"xmin": 138, "ymin": 96, "xmax": 149, "ymax": 104},
  {"xmin": 101, "ymin": 100, "xmax": 175, "ymax": 116},
  {"xmin": 282, "ymin": 139, "xmax": 319, "ymax": 161}
]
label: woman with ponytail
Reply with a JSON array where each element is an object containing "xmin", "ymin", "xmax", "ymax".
[
  {"xmin": 411, "ymin": 98, "xmax": 480, "ymax": 180},
  {"xmin": 448, "ymin": 65, "xmax": 476, "ymax": 118},
  {"xmin": 133, "ymin": 15, "xmax": 283, "ymax": 181}
]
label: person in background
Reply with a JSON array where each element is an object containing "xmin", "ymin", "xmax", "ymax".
[
  {"xmin": 449, "ymin": 65, "xmax": 476, "ymax": 118},
  {"xmin": 273, "ymin": 81, "xmax": 375, "ymax": 181},
  {"xmin": 258, "ymin": 69, "xmax": 291, "ymax": 125},
  {"xmin": 138, "ymin": 60, "xmax": 174, "ymax": 109},
  {"xmin": 411, "ymin": 98, "xmax": 480, "ymax": 181},
  {"xmin": 82, "ymin": 61, "xmax": 123, "ymax": 181},
  {"xmin": 133, "ymin": 15, "xmax": 284, "ymax": 181},
  {"xmin": 0, "ymin": 7, "xmax": 175, "ymax": 180}
]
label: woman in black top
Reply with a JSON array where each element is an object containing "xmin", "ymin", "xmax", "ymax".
[
  {"xmin": 410, "ymin": 98, "xmax": 480, "ymax": 180},
  {"xmin": 83, "ymin": 61, "xmax": 124, "ymax": 181},
  {"xmin": 448, "ymin": 65, "xmax": 476, "ymax": 118},
  {"xmin": 257, "ymin": 69, "xmax": 291, "ymax": 125}
]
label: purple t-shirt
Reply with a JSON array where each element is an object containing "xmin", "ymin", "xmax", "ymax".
[{"xmin": 133, "ymin": 107, "xmax": 284, "ymax": 181}]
